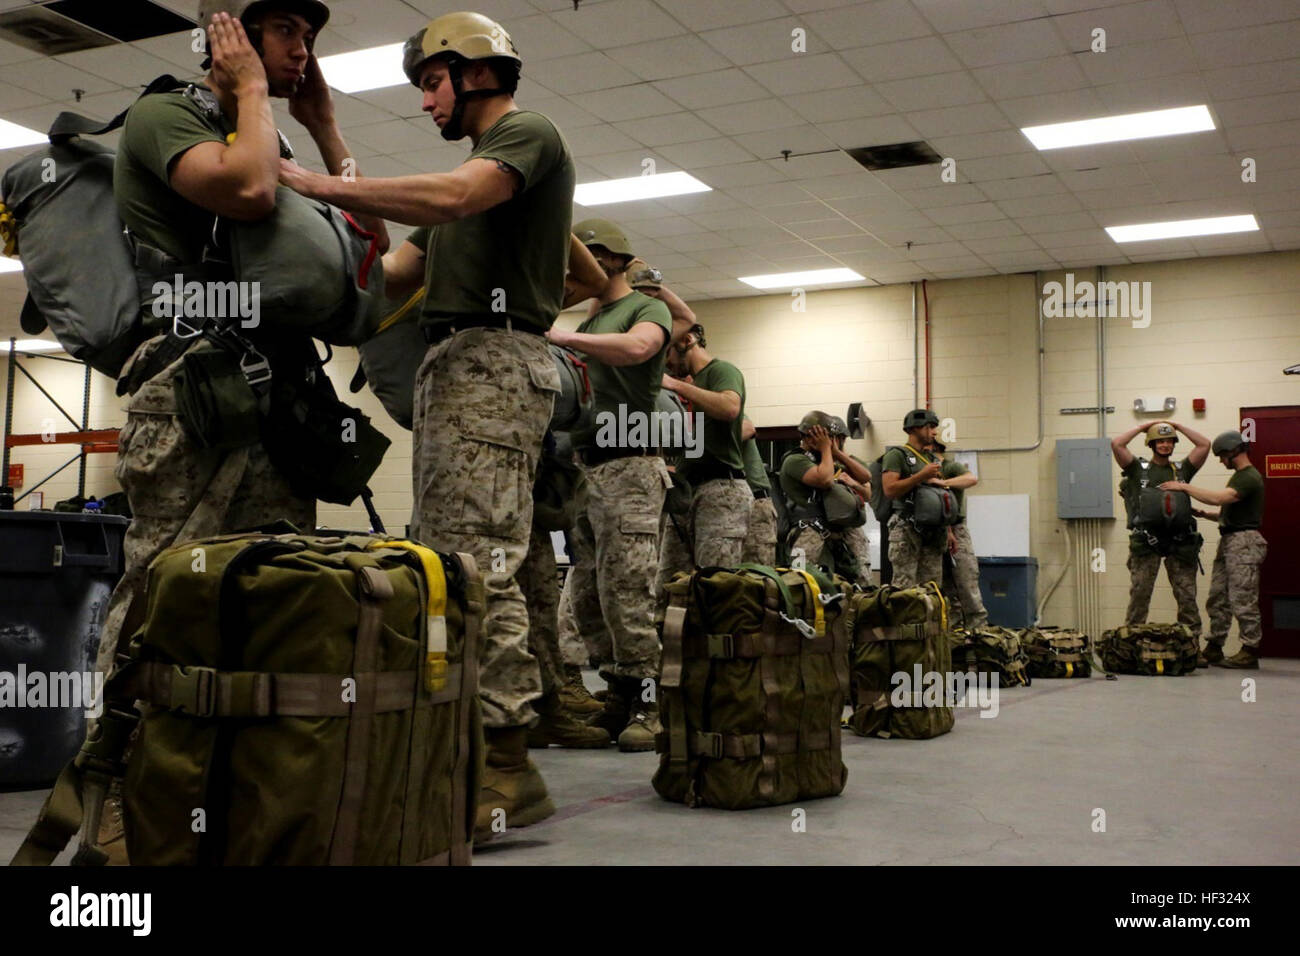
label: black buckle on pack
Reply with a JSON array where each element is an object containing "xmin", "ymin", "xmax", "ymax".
[
  {"xmin": 239, "ymin": 350, "xmax": 272, "ymax": 390},
  {"xmin": 171, "ymin": 665, "xmax": 217, "ymax": 717},
  {"xmin": 706, "ymin": 634, "xmax": 734, "ymax": 658},
  {"xmin": 696, "ymin": 732, "xmax": 724, "ymax": 759}
]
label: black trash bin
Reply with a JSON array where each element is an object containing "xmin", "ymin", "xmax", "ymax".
[{"xmin": 0, "ymin": 511, "xmax": 129, "ymax": 789}]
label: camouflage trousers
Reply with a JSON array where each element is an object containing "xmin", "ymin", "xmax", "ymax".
[
  {"xmin": 656, "ymin": 477, "xmax": 752, "ymax": 610},
  {"xmin": 95, "ymin": 338, "xmax": 316, "ymax": 680},
  {"xmin": 741, "ymin": 495, "xmax": 778, "ymax": 565},
  {"xmin": 789, "ymin": 524, "xmax": 871, "ymax": 588},
  {"xmin": 1125, "ymin": 549, "xmax": 1201, "ymax": 635},
  {"xmin": 521, "ymin": 524, "xmax": 565, "ymax": 698},
  {"xmin": 943, "ymin": 522, "xmax": 988, "ymax": 630},
  {"xmin": 1206, "ymin": 530, "xmax": 1267, "ymax": 649},
  {"xmin": 887, "ymin": 513, "xmax": 944, "ymax": 589},
  {"xmin": 557, "ymin": 566, "xmax": 591, "ymax": 668},
  {"xmin": 566, "ymin": 455, "xmax": 669, "ymax": 681},
  {"xmin": 412, "ymin": 328, "xmax": 560, "ymax": 728}
]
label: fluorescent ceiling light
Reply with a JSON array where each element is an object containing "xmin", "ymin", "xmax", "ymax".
[
  {"xmin": 1022, "ymin": 105, "xmax": 1215, "ymax": 150},
  {"xmin": 0, "ymin": 257, "xmax": 23, "ymax": 273},
  {"xmin": 0, "ymin": 339, "xmax": 61, "ymax": 352},
  {"xmin": 0, "ymin": 119, "xmax": 46, "ymax": 151},
  {"xmin": 575, "ymin": 171, "xmax": 711, "ymax": 206},
  {"xmin": 1105, "ymin": 214, "xmax": 1259, "ymax": 243},
  {"xmin": 738, "ymin": 268, "xmax": 864, "ymax": 290},
  {"xmin": 318, "ymin": 43, "xmax": 407, "ymax": 94}
]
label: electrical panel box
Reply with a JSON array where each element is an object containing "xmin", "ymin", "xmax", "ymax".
[{"xmin": 1056, "ymin": 438, "xmax": 1114, "ymax": 519}]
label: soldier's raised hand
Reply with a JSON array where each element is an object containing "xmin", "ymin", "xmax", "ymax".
[{"xmin": 209, "ymin": 13, "xmax": 267, "ymax": 97}]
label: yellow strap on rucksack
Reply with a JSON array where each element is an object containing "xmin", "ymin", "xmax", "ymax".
[
  {"xmin": 785, "ymin": 568, "xmax": 826, "ymax": 638},
  {"xmin": 375, "ymin": 285, "xmax": 426, "ymax": 335},
  {"xmin": 369, "ymin": 539, "xmax": 448, "ymax": 692}
]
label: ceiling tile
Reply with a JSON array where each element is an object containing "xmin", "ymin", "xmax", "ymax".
[
  {"xmin": 696, "ymin": 161, "xmax": 790, "ymax": 188},
  {"xmin": 527, "ymin": 52, "xmax": 642, "ymax": 95},
  {"xmin": 927, "ymin": 129, "xmax": 1035, "ymax": 159},
  {"xmin": 653, "ymin": 68, "xmax": 771, "ymax": 110},
  {"xmin": 998, "ymin": 87, "xmax": 1107, "ymax": 125},
  {"xmin": 728, "ymin": 180, "xmax": 819, "ymax": 206},
  {"xmin": 996, "ymin": 193, "xmax": 1086, "ymax": 217},
  {"xmin": 742, "ymin": 53, "xmax": 862, "ymax": 96},
  {"xmin": 583, "ymin": 149, "xmax": 674, "ymax": 178},
  {"xmin": 911, "ymin": 0, "xmax": 1052, "ymax": 32},
  {"xmin": 874, "ymin": 71, "xmax": 990, "ymax": 111},
  {"xmin": 1077, "ymin": 38, "xmax": 1198, "ymax": 84},
  {"xmin": 816, "ymin": 113, "xmax": 922, "ymax": 146},
  {"xmin": 606, "ymin": 35, "xmax": 722, "ymax": 81},
  {"xmin": 803, "ymin": 0, "xmax": 935, "ymax": 50},
  {"xmin": 732, "ymin": 125, "xmax": 837, "ymax": 160},
  {"xmin": 764, "ymin": 150, "xmax": 872, "ymax": 180},
  {"xmin": 944, "ymin": 20, "xmax": 1069, "ymax": 69},
  {"xmin": 559, "ymin": 0, "xmax": 689, "ymax": 46},
  {"xmin": 779, "ymin": 85, "xmax": 894, "ymax": 123},
  {"xmin": 1189, "ymin": 20, "xmax": 1300, "ymax": 69},
  {"xmin": 971, "ymin": 56, "xmax": 1091, "ymax": 100},
  {"xmin": 697, "ymin": 98, "xmax": 805, "ymax": 136},
  {"xmin": 953, "ymin": 152, "xmax": 1052, "ymax": 181},
  {"xmin": 1200, "ymin": 62, "xmax": 1300, "ymax": 99},
  {"xmin": 783, "ymin": 218, "xmax": 867, "ymax": 240},
  {"xmin": 1174, "ymin": 0, "xmax": 1297, "ymax": 34},
  {"xmin": 656, "ymin": 137, "xmax": 757, "ymax": 168},
  {"xmin": 699, "ymin": 18, "xmax": 820, "ymax": 66},
  {"xmin": 908, "ymin": 103, "xmax": 1012, "ymax": 137},
  {"xmin": 563, "ymin": 123, "xmax": 644, "ymax": 155},
  {"xmin": 902, "ymin": 184, "xmax": 989, "ymax": 208},
  {"xmin": 573, "ymin": 83, "xmax": 683, "ymax": 121},
  {"xmin": 507, "ymin": 13, "xmax": 597, "ymax": 60},
  {"xmin": 653, "ymin": 0, "xmax": 789, "ymax": 32},
  {"xmin": 1051, "ymin": 0, "xmax": 1185, "ymax": 47},
  {"xmin": 612, "ymin": 111, "xmax": 723, "ymax": 146},
  {"xmin": 796, "ymin": 172, "xmax": 891, "ymax": 200},
  {"xmin": 976, "ymin": 173, "xmax": 1067, "ymax": 200},
  {"xmin": 944, "ymin": 219, "xmax": 1027, "ymax": 239},
  {"xmin": 925, "ymin": 202, "xmax": 1007, "ymax": 225}
]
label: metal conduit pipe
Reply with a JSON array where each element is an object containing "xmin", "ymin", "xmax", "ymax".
[
  {"xmin": 911, "ymin": 281, "xmax": 919, "ymax": 408},
  {"xmin": 1097, "ymin": 266, "xmax": 1108, "ymax": 439}
]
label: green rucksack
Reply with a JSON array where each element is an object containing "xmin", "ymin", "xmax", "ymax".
[
  {"xmin": 1022, "ymin": 626, "xmax": 1093, "ymax": 679},
  {"xmin": 12, "ymin": 532, "xmax": 484, "ymax": 866},
  {"xmin": 951, "ymin": 626, "xmax": 1032, "ymax": 687},
  {"xmin": 847, "ymin": 582, "xmax": 954, "ymax": 739},
  {"xmin": 654, "ymin": 564, "xmax": 851, "ymax": 810},
  {"xmin": 1099, "ymin": 624, "xmax": 1199, "ymax": 676}
]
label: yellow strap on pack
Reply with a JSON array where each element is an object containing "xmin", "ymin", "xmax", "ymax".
[
  {"xmin": 375, "ymin": 285, "xmax": 426, "ymax": 335},
  {"xmin": 1155, "ymin": 658, "xmax": 1164, "ymax": 675},
  {"xmin": 1065, "ymin": 662, "xmax": 1074, "ymax": 678},
  {"xmin": 0, "ymin": 202, "xmax": 18, "ymax": 258},
  {"xmin": 369, "ymin": 540, "xmax": 448, "ymax": 692},
  {"xmin": 785, "ymin": 568, "xmax": 825, "ymax": 638}
]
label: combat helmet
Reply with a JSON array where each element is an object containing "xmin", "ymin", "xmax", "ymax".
[
  {"xmin": 798, "ymin": 410, "xmax": 840, "ymax": 435},
  {"xmin": 1212, "ymin": 430, "xmax": 1247, "ymax": 457},
  {"xmin": 903, "ymin": 408, "xmax": 934, "ymax": 431},
  {"xmin": 402, "ymin": 12, "xmax": 521, "ymax": 141},
  {"xmin": 1145, "ymin": 422, "xmax": 1178, "ymax": 447},
  {"xmin": 574, "ymin": 219, "xmax": 633, "ymax": 260}
]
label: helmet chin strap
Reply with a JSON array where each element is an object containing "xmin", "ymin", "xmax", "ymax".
[{"xmin": 441, "ymin": 58, "xmax": 507, "ymax": 141}]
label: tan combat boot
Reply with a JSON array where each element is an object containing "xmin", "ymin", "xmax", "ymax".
[
  {"xmin": 528, "ymin": 693, "xmax": 611, "ymax": 749},
  {"xmin": 474, "ymin": 726, "xmax": 556, "ymax": 842},
  {"xmin": 558, "ymin": 664, "xmax": 603, "ymax": 716},
  {"xmin": 616, "ymin": 678, "xmax": 660, "ymax": 753},
  {"xmin": 587, "ymin": 679, "xmax": 631, "ymax": 737},
  {"xmin": 1199, "ymin": 642, "xmax": 1224, "ymax": 667},
  {"xmin": 1215, "ymin": 646, "xmax": 1259, "ymax": 669}
]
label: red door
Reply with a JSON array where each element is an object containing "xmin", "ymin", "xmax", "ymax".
[{"xmin": 1241, "ymin": 406, "xmax": 1300, "ymax": 658}]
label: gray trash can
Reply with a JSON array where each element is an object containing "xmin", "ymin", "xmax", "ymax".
[
  {"xmin": 0, "ymin": 511, "xmax": 128, "ymax": 789},
  {"xmin": 977, "ymin": 556, "xmax": 1039, "ymax": 629}
]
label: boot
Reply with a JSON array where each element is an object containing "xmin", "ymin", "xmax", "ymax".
[
  {"xmin": 1215, "ymin": 646, "xmax": 1259, "ymax": 669},
  {"xmin": 558, "ymin": 665, "xmax": 603, "ymax": 716},
  {"xmin": 618, "ymin": 694, "xmax": 661, "ymax": 754},
  {"xmin": 96, "ymin": 789, "xmax": 130, "ymax": 867},
  {"xmin": 474, "ymin": 727, "xmax": 555, "ymax": 841},
  {"xmin": 1199, "ymin": 642, "xmax": 1224, "ymax": 668},
  {"xmin": 587, "ymin": 678, "xmax": 631, "ymax": 737},
  {"xmin": 528, "ymin": 693, "xmax": 610, "ymax": 749}
]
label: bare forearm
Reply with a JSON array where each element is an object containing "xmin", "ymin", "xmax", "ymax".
[
  {"xmin": 945, "ymin": 473, "xmax": 978, "ymax": 490},
  {"xmin": 227, "ymin": 86, "xmax": 279, "ymax": 199},
  {"xmin": 567, "ymin": 331, "xmax": 652, "ymax": 367},
  {"xmin": 1186, "ymin": 486, "xmax": 1235, "ymax": 506},
  {"xmin": 656, "ymin": 285, "xmax": 695, "ymax": 324},
  {"xmin": 293, "ymin": 170, "xmax": 468, "ymax": 226},
  {"xmin": 833, "ymin": 449, "xmax": 871, "ymax": 483},
  {"xmin": 672, "ymin": 382, "xmax": 737, "ymax": 421}
]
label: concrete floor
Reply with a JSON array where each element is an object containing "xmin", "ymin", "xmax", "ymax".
[{"xmin": 4, "ymin": 661, "xmax": 1297, "ymax": 866}]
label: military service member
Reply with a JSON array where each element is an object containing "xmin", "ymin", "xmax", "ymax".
[
  {"xmin": 1111, "ymin": 422, "xmax": 1211, "ymax": 642},
  {"xmin": 656, "ymin": 320, "xmax": 753, "ymax": 600},
  {"xmin": 881, "ymin": 410, "xmax": 948, "ymax": 588},
  {"xmin": 281, "ymin": 11, "xmax": 579, "ymax": 833},
  {"xmin": 740, "ymin": 417, "xmax": 778, "ymax": 565},
  {"xmin": 545, "ymin": 218, "xmax": 673, "ymax": 752},
  {"xmin": 1161, "ymin": 430, "xmax": 1267, "ymax": 669},
  {"xmin": 779, "ymin": 411, "xmax": 872, "ymax": 585},
  {"xmin": 86, "ymin": 0, "xmax": 382, "ymax": 864},
  {"xmin": 929, "ymin": 439, "xmax": 986, "ymax": 629}
]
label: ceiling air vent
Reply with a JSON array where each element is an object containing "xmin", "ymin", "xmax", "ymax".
[
  {"xmin": 46, "ymin": 0, "xmax": 196, "ymax": 43},
  {"xmin": 845, "ymin": 141, "xmax": 943, "ymax": 171},
  {"xmin": 0, "ymin": 5, "xmax": 115, "ymax": 56}
]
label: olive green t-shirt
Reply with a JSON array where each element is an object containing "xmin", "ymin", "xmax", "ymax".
[
  {"xmin": 114, "ymin": 91, "xmax": 233, "ymax": 265},
  {"xmin": 779, "ymin": 450, "xmax": 819, "ymax": 507},
  {"xmin": 678, "ymin": 359, "xmax": 745, "ymax": 482},
  {"xmin": 408, "ymin": 110, "xmax": 574, "ymax": 335},
  {"xmin": 1221, "ymin": 466, "xmax": 1265, "ymax": 531},
  {"xmin": 572, "ymin": 291, "xmax": 670, "ymax": 450},
  {"xmin": 940, "ymin": 459, "xmax": 969, "ymax": 517},
  {"xmin": 742, "ymin": 438, "xmax": 770, "ymax": 494},
  {"xmin": 881, "ymin": 443, "xmax": 934, "ymax": 513}
]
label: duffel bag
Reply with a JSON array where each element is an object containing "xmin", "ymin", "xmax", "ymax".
[
  {"xmin": 951, "ymin": 625, "xmax": 1032, "ymax": 687},
  {"xmin": 1099, "ymin": 623, "xmax": 1199, "ymax": 676},
  {"xmin": 12, "ymin": 532, "xmax": 484, "ymax": 866},
  {"xmin": 654, "ymin": 564, "xmax": 851, "ymax": 810},
  {"xmin": 847, "ymin": 582, "xmax": 954, "ymax": 739},
  {"xmin": 1022, "ymin": 626, "xmax": 1092, "ymax": 679}
]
